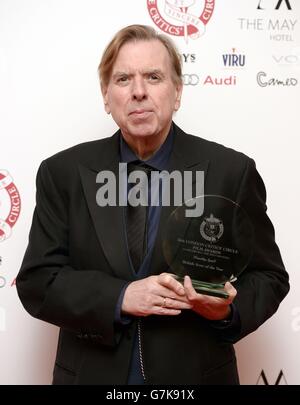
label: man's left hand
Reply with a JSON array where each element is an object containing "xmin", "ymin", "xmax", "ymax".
[{"xmin": 183, "ymin": 275, "xmax": 237, "ymax": 321}]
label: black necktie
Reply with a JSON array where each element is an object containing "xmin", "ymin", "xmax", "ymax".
[{"xmin": 126, "ymin": 162, "xmax": 152, "ymax": 272}]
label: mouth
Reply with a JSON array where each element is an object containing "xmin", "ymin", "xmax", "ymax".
[{"xmin": 129, "ymin": 109, "xmax": 153, "ymax": 118}]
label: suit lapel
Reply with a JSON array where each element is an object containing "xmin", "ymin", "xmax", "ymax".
[{"xmin": 78, "ymin": 132, "xmax": 134, "ymax": 281}]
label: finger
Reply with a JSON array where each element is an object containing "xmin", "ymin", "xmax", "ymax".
[
  {"xmin": 158, "ymin": 273, "xmax": 185, "ymax": 296},
  {"xmin": 152, "ymin": 307, "xmax": 182, "ymax": 316},
  {"xmin": 169, "ymin": 298, "xmax": 193, "ymax": 310},
  {"xmin": 164, "ymin": 297, "xmax": 192, "ymax": 310},
  {"xmin": 155, "ymin": 286, "xmax": 191, "ymax": 303},
  {"xmin": 224, "ymin": 282, "xmax": 237, "ymax": 302},
  {"xmin": 154, "ymin": 296, "xmax": 192, "ymax": 309},
  {"xmin": 183, "ymin": 275, "xmax": 199, "ymax": 301}
]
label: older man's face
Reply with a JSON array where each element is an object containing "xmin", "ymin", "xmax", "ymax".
[{"xmin": 102, "ymin": 40, "xmax": 182, "ymax": 145}]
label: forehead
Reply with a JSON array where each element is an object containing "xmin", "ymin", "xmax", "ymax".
[{"xmin": 112, "ymin": 40, "xmax": 172, "ymax": 72}]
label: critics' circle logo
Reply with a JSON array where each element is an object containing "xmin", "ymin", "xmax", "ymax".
[
  {"xmin": 0, "ymin": 170, "xmax": 21, "ymax": 242},
  {"xmin": 200, "ymin": 214, "xmax": 224, "ymax": 243},
  {"xmin": 147, "ymin": 0, "xmax": 215, "ymax": 43}
]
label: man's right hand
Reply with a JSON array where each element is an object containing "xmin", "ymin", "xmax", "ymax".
[{"xmin": 121, "ymin": 273, "xmax": 192, "ymax": 317}]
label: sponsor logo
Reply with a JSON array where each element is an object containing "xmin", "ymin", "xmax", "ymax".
[
  {"xmin": 238, "ymin": 1, "xmax": 297, "ymax": 42},
  {"xmin": 147, "ymin": 0, "xmax": 215, "ymax": 43},
  {"xmin": 257, "ymin": 370, "xmax": 288, "ymax": 385},
  {"xmin": 257, "ymin": 71, "xmax": 298, "ymax": 86},
  {"xmin": 182, "ymin": 74, "xmax": 238, "ymax": 86},
  {"xmin": 0, "ymin": 170, "xmax": 21, "ymax": 242},
  {"xmin": 0, "ymin": 276, "xmax": 5, "ymax": 288},
  {"xmin": 269, "ymin": 33, "xmax": 294, "ymax": 42},
  {"xmin": 0, "ymin": 256, "xmax": 6, "ymax": 288},
  {"xmin": 238, "ymin": 18, "xmax": 297, "ymax": 38},
  {"xmin": 182, "ymin": 73, "xmax": 199, "ymax": 85},
  {"xmin": 272, "ymin": 52, "xmax": 300, "ymax": 65},
  {"xmin": 0, "ymin": 257, "xmax": 14, "ymax": 289},
  {"xmin": 257, "ymin": 0, "xmax": 292, "ymax": 10},
  {"xmin": 203, "ymin": 75, "xmax": 237, "ymax": 86},
  {"xmin": 222, "ymin": 48, "xmax": 246, "ymax": 68},
  {"xmin": 181, "ymin": 53, "xmax": 196, "ymax": 63}
]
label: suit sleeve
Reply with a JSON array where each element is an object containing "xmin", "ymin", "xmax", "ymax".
[
  {"xmin": 231, "ymin": 158, "xmax": 289, "ymax": 341},
  {"xmin": 16, "ymin": 160, "xmax": 128, "ymax": 347}
]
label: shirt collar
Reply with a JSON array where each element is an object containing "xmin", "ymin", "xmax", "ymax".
[{"xmin": 120, "ymin": 124, "xmax": 174, "ymax": 171}]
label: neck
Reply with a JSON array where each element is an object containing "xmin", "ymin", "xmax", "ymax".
[{"xmin": 121, "ymin": 125, "xmax": 171, "ymax": 160}]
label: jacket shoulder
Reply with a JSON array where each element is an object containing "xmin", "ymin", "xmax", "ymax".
[
  {"xmin": 175, "ymin": 125, "xmax": 254, "ymax": 174},
  {"xmin": 187, "ymin": 132, "xmax": 251, "ymax": 163},
  {"xmin": 35, "ymin": 134, "xmax": 119, "ymax": 192},
  {"xmin": 45, "ymin": 136, "xmax": 114, "ymax": 167}
]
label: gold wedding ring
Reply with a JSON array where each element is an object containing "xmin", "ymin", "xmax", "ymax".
[{"xmin": 162, "ymin": 297, "xmax": 167, "ymax": 308}]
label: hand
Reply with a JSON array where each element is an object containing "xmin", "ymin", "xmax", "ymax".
[
  {"xmin": 122, "ymin": 273, "xmax": 193, "ymax": 317},
  {"xmin": 183, "ymin": 276, "xmax": 237, "ymax": 321}
]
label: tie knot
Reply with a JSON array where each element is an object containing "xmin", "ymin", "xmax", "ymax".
[{"xmin": 127, "ymin": 161, "xmax": 153, "ymax": 177}]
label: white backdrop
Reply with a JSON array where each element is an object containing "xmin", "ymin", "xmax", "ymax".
[{"xmin": 0, "ymin": 0, "xmax": 299, "ymax": 385}]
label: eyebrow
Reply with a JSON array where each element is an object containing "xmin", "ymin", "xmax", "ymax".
[
  {"xmin": 144, "ymin": 69, "xmax": 165, "ymax": 78},
  {"xmin": 112, "ymin": 69, "xmax": 166, "ymax": 79},
  {"xmin": 112, "ymin": 71, "xmax": 129, "ymax": 80}
]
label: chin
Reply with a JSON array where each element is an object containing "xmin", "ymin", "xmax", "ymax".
[{"xmin": 126, "ymin": 124, "xmax": 158, "ymax": 138}]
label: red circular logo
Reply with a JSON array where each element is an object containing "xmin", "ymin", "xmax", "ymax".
[
  {"xmin": 147, "ymin": 0, "xmax": 215, "ymax": 42},
  {"xmin": 0, "ymin": 170, "xmax": 21, "ymax": 242}
]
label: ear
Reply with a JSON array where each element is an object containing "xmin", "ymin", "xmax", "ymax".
[
  {"xmin": 101, "ymin": 83, "xmax": 111, "ymax": 114},
  {"xmin": 174, "ymin": 83, "xmax": 183, "ymax": 112}
]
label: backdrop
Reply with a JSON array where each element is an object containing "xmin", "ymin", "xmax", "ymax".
[{"xmin": 0, "ymin": 0, "xmax": 299, "ymax": 385}]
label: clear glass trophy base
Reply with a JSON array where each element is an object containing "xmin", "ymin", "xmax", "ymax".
[{"xmin": 172, "ymin": 275, "xmax": 229, "ymax": 299}]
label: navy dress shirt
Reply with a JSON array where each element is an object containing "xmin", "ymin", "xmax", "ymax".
[{"xmin": 117, "ymin": 126, "xmax": 174, "ymax": 384}]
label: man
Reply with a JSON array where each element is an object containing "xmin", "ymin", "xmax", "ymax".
[{"xmin": 16, "ymin": 25, "xmax": 289, "ymax": 385}]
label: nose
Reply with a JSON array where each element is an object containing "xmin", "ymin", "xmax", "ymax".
[{"xmin": 131, "ymin": 77, "xmax": 147, "ymax": 102}]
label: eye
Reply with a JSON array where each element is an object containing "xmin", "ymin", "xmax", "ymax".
[
  {"xmin": 116, "ymin": 75, "xmax": 129, "ymax": 84},
  {"xmin": 149, "ymin": 73, "xmax": 160, "ymax": 81}
]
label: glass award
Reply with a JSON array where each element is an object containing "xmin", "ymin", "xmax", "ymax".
[{"xmin": 162, "ymin": 195, "xmax": 254, "ymax": 298}]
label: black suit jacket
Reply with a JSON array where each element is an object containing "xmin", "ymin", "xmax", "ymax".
[{"xmin": 16, "ymin": 123, "xmax": 289, "ymax": 384}]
